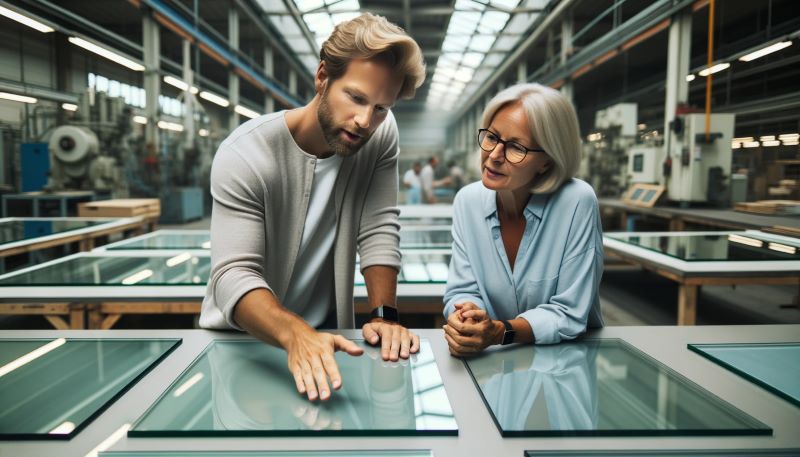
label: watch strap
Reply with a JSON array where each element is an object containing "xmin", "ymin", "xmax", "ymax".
[
  {"xmin": 370, "ymin": 304, "xmax": 399, "ymax": 323},
  {"xmin": 500, "ymin": 319, "xmax": 515, "ymax": 345}
]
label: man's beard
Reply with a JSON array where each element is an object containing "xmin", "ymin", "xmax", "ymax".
[{"xmin": 317, "ymin": 90, "xmax": 370, "ymax": 157}]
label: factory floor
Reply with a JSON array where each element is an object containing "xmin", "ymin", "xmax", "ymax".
[{"xmin": 2, "ymin": 217, "xmax": 798, "ymax": 330}]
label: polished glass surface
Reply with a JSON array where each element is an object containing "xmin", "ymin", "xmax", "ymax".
[
  {"xmin": 399, "ymin": 217, "xmax": 452, "ymax": 226},
  {"xmin": 689, "ymin": 343, "xmax": 800, "ymax": 407},
  {"xmin": 399, "ymin": 229, "xmax": 452, "ymax": 249},
  {"xmin": 107, "ymin": 231, "xmax": 211, "ymax": 250},
  {"xmin": 607, "ymin": 232, "xmax": 799, "ymax": 261},
  {"xmin": 464, "ymin": 339, "xmax": 770, "ymax": 437},
  {"xmin": 0, "ymin": 338, "xmax": 180, "ymax": 440},
  {"xmin": 0, "ymin": 219, "xmax": 107, "ymax": 245},
  {"xmin": 102, "ymin": 452, "xmax": 432, "ymax": 457},
  {"xmin": 130, "ymin": 339, "xmax": 457, "ymax": 437},
  {"xmin": 355, "ymin": 252, "xmax": 451, "ymax": 285},
  {"xmin": 0, "ymin": 254, "xmax": 210, "ymax": 286}
]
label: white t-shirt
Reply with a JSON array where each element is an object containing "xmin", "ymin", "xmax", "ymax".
[
  {"xmin": 419, "ymin": 164, "xmax": 435, "ymax": 199},
  {"xmin": 282, "ymin": 153, "xmax": 342, "ymax": 327},
  {"xmin": 403, "ymin": 169, "xmax": 420, "ymax": 189}
]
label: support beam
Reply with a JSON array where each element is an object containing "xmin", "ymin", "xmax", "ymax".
[
  {"xmin": 143, "ymin": 13, "xmax": 160, "ymax": 151},
  {"xmin": 662, "ymin": 9, "xmax": 692, "ymax": 187},
  {"xmin": 560, "ymin": 11, "xmax": 574, "ymax": 102},
  {"xmin": 264, "ymin": 44, "xmax": 275, "ymax": 113},
  {"xmin": 182, "ymin": 39, "xmax": 195, "ymax": 146},
  {"xmin": 229, "ymin": 5, "xmax": 240, "ymax": 131},
  {"xmin": 517, "ymin": 62, "xmax": 527, "ymax": 83}
]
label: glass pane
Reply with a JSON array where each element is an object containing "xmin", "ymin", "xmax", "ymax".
[
  {"xmin": 0, "ymin": 255, "xmax": 210, "ymax": 286},
  {"xmin": 399, "ymin": 218, "xmax": 452, "ymax": 226},
  {"xmin": 130, "ymin": 339, "xmax": 457, "ymax": 436},
  {"xmin": 525, "ymin": 451, "xmax": 799, "ymax": 457},
  {"xmin": 400, "ymin": 229, "xmax": 452, "ymax": 249},
  {"xmin": 103, "ymin": 452, "xmax": 431, "ymax": 457},
  {"xmin": 355, "ymin": 253, "xmax": 451, "ymax": 285},
  {"xmin": 606, "ymin": 233, "xmax": 799, "ymax": 261},
  {"xmin": 0, "ymin": 338, "xmax": 180, "ymax": 440},
  {"xmin": 688, "ymin": 343, "xmax": 800, "ymax": 407},
  {"xmin": 0, "ymin": 219, "xmax": 107, "ymax": 245},
  {"xmin": 107, "ymin": 232, "xmax": 211, "ymax": 250},
  {"xmin": 464, "ymin": 339, "xmax": 770, "ymax": 437}
]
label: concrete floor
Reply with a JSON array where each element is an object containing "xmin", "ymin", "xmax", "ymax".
[{"xmin": 2, "ymin": 216, "xmax": 798, "ymax": 329}]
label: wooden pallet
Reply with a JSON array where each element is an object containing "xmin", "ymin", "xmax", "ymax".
[
  {"xmin": 78, "ymin": 198, "xmax": 161, "ymax": 218},
  {"xmin": 734, "ymin": 200, "xmax": 800, "ymax": 215}
]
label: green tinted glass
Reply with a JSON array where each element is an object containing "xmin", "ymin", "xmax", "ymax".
[
  {"xmin": 102, "ymin": 452, "xmax": 432, "ymax": 457},
  {"xmin": 356, "ymin": 253, "xmax": 451, "ymax": 285},
  {"xmin": 0, "ymin": 219, "xmax": 106, "ymax": 245},
  {"xmin": 0, "ymin": 255, "xmax": 210, "ymax": 286},
  {"xmin": 606, "ymin": 233, "xmax": 799, "ymax": 261},
  {"xmin": 465, "ymin": 340, "xmax": 770, "ymax": 437},
  {"xmin": 689, "ymin": 343, "xmax": 800, "ymax": 407},
  {"xmin": 130, "ymin": 339, "xmax": 457, "ymax": 437},
  {"xmin": 400, "ymin": 229, "xmax": 452, "ymax": 249},
  {"xmin": 107, "ymin": 232, "xmax": 210, "ymax": 250},
  {"xmin": 0, "ymin": 338, "xmax": 180, "ymax": 440}
]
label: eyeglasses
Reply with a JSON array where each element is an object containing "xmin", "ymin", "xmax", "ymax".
[{"xmin": 477, "ymin": 128, "xmax": 545, "ymax": 164}]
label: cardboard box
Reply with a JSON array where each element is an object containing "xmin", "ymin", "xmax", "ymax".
[{"xmin": 78, "ymin": 199, "xmax": 161, "ymax": 218}]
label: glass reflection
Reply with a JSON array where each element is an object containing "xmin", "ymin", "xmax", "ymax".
[
  {"xmin": 0, "ymin": 338, "xmax": 180, "ymax": 440},
  {"xmin": 689, "ymin": 343, "xmax": 800, "ymax": 407},
  {"xmin": 0, "ymin": 219, "xmax": 106, "ymax": 245},
  {"xmin": 102, "ymin": 452, "xmax": 432, "ymax": 457},
  {"xmin": 107, "ymin": 232, "xmax": 211, "ymax": 250},
  {"xmin": 399, "ymin": 229, "xmax": 452, "ymax": 249},
  {"xmin": 130, "ymin": 339, "xmax": 457, "ymax": 436},
  {"xmin": 607, "ymin": 233, "xmax": 799, "ymax": 261},
  {"xmin": 0, "ymin": 255, "xmax": 211, "ymax": 286},
  {"xmin": 356, "ymin": 253, "xmax": 451, "ymax": 286},
  {"xmin": 465, "ymin": 340, "xmax": 770, "ymax": 436}
]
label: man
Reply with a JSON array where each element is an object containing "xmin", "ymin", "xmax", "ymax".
[
  {"xmin": 201, "ymin": 13, "xmax": 426, "ymax": 402},
  {"xmin": 420, "ymin": 155, "xmax": 438, "ymax": 203},
  {"xmin": 402, "ymin": 161, "xmax": 422, "ymax": 204}
]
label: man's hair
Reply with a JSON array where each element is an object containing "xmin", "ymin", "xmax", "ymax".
[
  {"xmin": 480, "ymin": 83, "xmax": 582, "ymax": 194},
  {"xmin": 320, "ymin": 13, "xmax": 426, "ymax": 100}
]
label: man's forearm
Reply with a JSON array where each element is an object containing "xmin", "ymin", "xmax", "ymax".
[
  {"xmin": 362, "ymin": 265, "xmax": 398, "ymax": 310},
  {"xmin": 233, "ymin": 288, "xmax": 312, "ymax": 348}
]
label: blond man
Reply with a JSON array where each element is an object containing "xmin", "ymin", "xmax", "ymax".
[{"xmin": 201, "ymin": 14, "xmax": 426, "ymax": 401}]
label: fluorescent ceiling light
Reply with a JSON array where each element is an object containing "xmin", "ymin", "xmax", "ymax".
[
  {"xmin": 234, "ymin": 105, "xmax": 260, "ymax": 119},
  {"xmin": 0, "ymin": 92, "xmax": 37, "ymax": 103},
  {"xmin": 739, "ymin": 41, "xmax": 792, "ymax": 62},
  {"xmin": 759, "ymin": 135, "xmax": 775, "ymax": 141},
  {"xmin": 163, "ymin": 75, "xmax": 198, "ymax": 94},
  {"xmin": 0, "ymin": 5, "xmax": 53, "ymax": 33},
  {"xmin": 68, "ymin": 37, "xmax": 145, "ymax": 72},
  {"xmin": 743, "ymin": 141, "xmax": 760, "ymax": 148},
  {"xmin": 61, "ymin": 103, "xmax": 78, "ymax": 111},
  {"xmin": 686, "ymin": 74, "xmax": 695, "ymax": 82},
  {"xmin": 732, "ymin": 137, "xmax": 754, "ymax": 142},
  {"xmin": 199, "ymin": 91, "xmax": 229, "ymax": 107},
  {"xmin": 133, "ymin": 115, "xmax": 147, "ymax": 125},
  {"xmin": 122, "ymin": 269, "xmax": 154, "ymax": 285},
  {"xmin": 698, "ymin": 62, "xmax": 730, "ymax": 77},
  {"xmin": 761, "ymin": 140, "xmax": 780, "ymax": 147},
  {"xmin": 731, "ymin": 142, "xmax": 741, "ymax": 149},
  {"xmin": 198, "ymin": 128, "xmax": 209, "ymax": 137},
  {"xmin": 778, "ymin": 133, "xmax": 799, "ymax": 140},
  {"xmin": 158, "ymin": 120, "xmax": 184, "ymax": 132},
  {"xmin": 0, "ymin": 338, "xmax": 66, "ymax": 378},
  {"xmin": 173, "ymin": 372, "xmax": 204, "ymax": 397},
  {"xmin": 783, "ymin": 140, "xmax": 799, "ymax": 146}
]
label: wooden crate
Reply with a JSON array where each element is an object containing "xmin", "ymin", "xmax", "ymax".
[
  {"xmin": 733, "ymin": 200, "xmax": 800, "ymax": 215},
  {"xmin": 78, "ymin": 198, "xmax": 161, "ymax": 218}
]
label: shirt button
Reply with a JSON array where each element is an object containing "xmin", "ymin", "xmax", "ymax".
[{"xmin": 493, "ymin": 234, "xmax": 499, "ymax": 240}]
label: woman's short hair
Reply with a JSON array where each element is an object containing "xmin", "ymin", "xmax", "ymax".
[
  {"xmin": 320, "ymin": 13, "xmax": 426, "ymax": 100},
  {"xmin": 480, "ymin": 83, "xmax": 582, "ymax": 194}
]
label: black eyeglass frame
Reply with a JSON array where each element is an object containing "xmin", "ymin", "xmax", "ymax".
[{"xmin": 477, "ymin": 128, "xmax": 546, "ymax": 163}]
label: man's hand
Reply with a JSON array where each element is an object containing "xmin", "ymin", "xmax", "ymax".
[
  {"xmin": 284, "ymin": 325, "xmax": 363, "ymax": 402},
  {"xmin": 443, "ymin": 302, "xmax": 503, "ymax": 357},
  {"xmin": 362, "ymin": 319, "xmax": 420, "ymax": 362}
]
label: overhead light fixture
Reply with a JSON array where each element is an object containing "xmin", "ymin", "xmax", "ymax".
[
  {"xmin": 0, "ymin": 5, "xmax": 53, "ymax": 33},
  {"xmin": 133, "ymin": 115, "xmax": 147, "ymax": 125},
  {"xmin": 778, "ymin": 133, "xmax": 799, "ymax": 140},
  {"xmin": 732, "ymin": 137, "xmax": 754, "ymax": 142},
  {"xmin": 234, "ymin": 105, "xmax": 260, "ymax": 119},
  {"xmin": 783, "ymin": 140, "xmax": 799, "ymax": 146},
  {"xmin": 759, "ymin": 135, "xmax": 775, "ymax": 141},
  {"xmin": 0, "ymin": 338, "xmax": 66, "ymax": 378},
  {"xmin": 163, "ymin": 75, "xmax": 198, "ymax": 94},
  {"xmin": 199, "ymin": 91, "xmax": 229, "ymax": 107},
  {"xmin": 761, "ymin": 140, "xmax": 780, "ymax": 147},
  {"xmin": 0, "ymin": 92, "xmax": 37, "ymax": 104},
  {"xmin": 743, "ymin": 141, "xmax": 760, "ymax": 148},
  {"xmin": 198, "ymin": 128, "xmax": 209, "ymax": 137},
  {"xmin": 68, "ymin": 37, "xmax": 145, "ymax": 72},
  {"xmin": 61, "ymin": 103, "xmax": 78, "ymax": 111},
  {"xmin": 685, "ymin": 74, "xmax": 695, "ymax": 82},
  {"xmin": 157, "ymin": 120, "xmax": 184, "ymax": 132},
  {"xmin": 698, "ymin": 62, "xmax": 730, "ymax": 77},
  {"xmin": 731, "ymin": 141, "xmax": 741, "ymax": 149},
  {"xmin": 739, "ymin": 41, "xmax": 792, "ymax": 62}
]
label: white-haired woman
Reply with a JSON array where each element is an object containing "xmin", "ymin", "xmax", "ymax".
[{"xmin": 443, "ymin": 83, "xmax": 604, "ymax": 355}]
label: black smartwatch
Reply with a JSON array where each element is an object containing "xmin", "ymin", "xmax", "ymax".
[
  {"xmin": 370, "ymin": 304, "xmax": 399, "ymax": 323},
  {"xmin": 500, "ymin": 320, "xmax": 515, "ymax": 345}
]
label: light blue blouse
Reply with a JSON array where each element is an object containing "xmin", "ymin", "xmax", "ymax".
[{"xmin": 443, "ymin": 178, "xmax": 604, "ymax": 344}]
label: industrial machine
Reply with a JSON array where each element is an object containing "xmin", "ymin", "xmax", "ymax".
[
  {"xmin": 581, "ymin": 103, "xmax": 638, "ymax": 197},
  {"xmin": 664, "ymin": 113, "xmax": 735, "ymax": 205},
  {"xmin": 627, "ymin": 146, "xmax": 660, "ymax": 184}
]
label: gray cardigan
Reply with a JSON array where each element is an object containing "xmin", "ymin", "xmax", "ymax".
[{"xmin": 200, "ymin": 111, "xmax": 402, "ymax": 330}]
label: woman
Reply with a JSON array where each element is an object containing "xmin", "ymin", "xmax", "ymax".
[{"xmin": 443, "ymin": 83, "xmax": 604, "ymax": 355}]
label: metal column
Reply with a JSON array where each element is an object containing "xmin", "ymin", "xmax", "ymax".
[
  {"xmin": 560, "ymin": 11, "xmax": 573, "ymax": 101},
  {"xmin": 143, "ymin": 13, "xmax": 160, "ymax": 151},
  {"xmin": 264, "ymin": 44, "xmax": 275, "ymax": 113},
  {"xmin": 662, "ymin": 9, "xmax": 692, "ymax": 186},
  {"xmin": 228, "ymin": 5, "xmax": 240, "ymax": 131},
  {"xmin": 517, "ymin": 62, "xmax": 527, "ymax": 84},
  {"xmin": 182, "ymin": 40, "xmax": 195, "ymax": 146}
]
